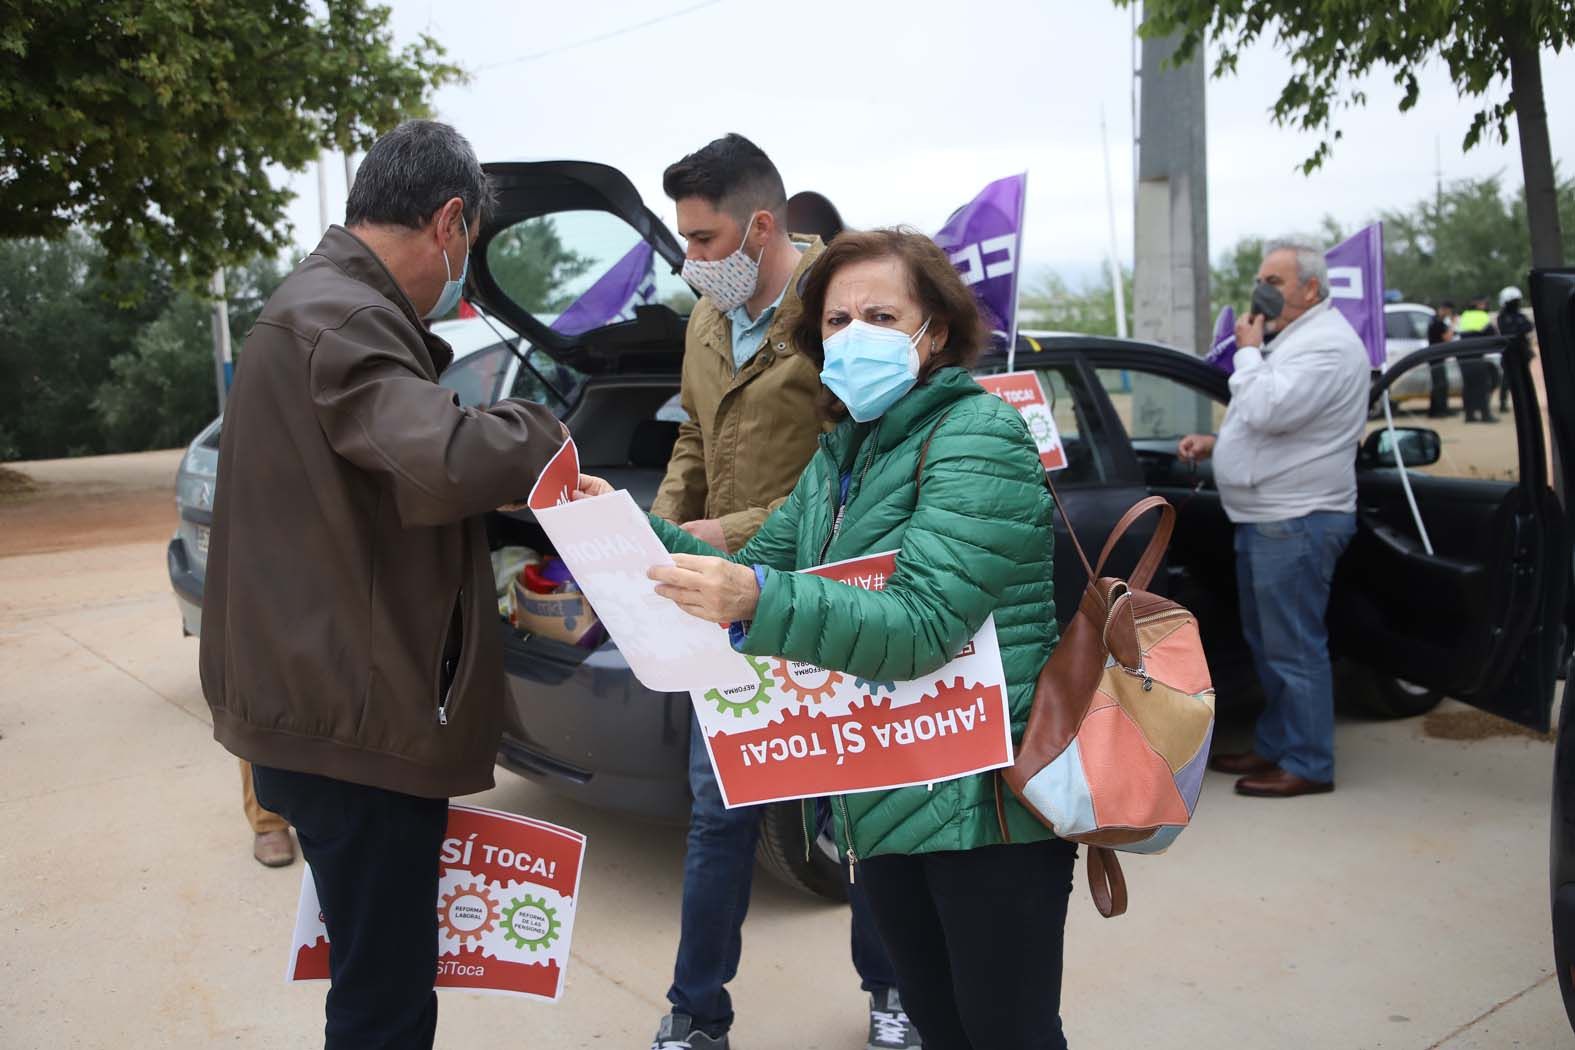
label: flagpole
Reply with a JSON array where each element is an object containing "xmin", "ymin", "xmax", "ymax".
[
  {"xmin": 1007, "ymin": 172, "xmax": 1027, "ymax": 372},
  {"xmin": 1101, "ymin": 107, "xmax": 1128, "ymax": 339}
]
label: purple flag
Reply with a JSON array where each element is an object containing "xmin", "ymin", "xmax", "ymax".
[
  {"xmin": 933, "ymin": 174, "xmax": 1027, "ymax": 342},
  {"xmin": 1324, "ymin": 223, "xmax": 1386, "ymax": 369},
  {"xmin": 1205, "ymin": 306, "xmax": 1238, "ymax": 374},
  {"xmin": 551, "ymin": 242, "xmax": 657, "ymax": 335}
]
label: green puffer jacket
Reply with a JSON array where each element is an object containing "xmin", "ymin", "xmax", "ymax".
[{"xmin": 653, "ymin": 366, "xmax": 1060, "ymax": 861}]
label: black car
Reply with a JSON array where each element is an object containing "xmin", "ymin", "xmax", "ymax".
[{"xmin": 169, "ymin": 163, "xmax": 1575, "ymax": 968}]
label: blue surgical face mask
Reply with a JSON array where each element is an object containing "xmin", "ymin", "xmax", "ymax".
[
  {"xmin": 425, "ymin": 213, "xmax": 470, "ymax": 320},
  {"xmin": 820, "ymin": 317, "xmax": 931, "ymax": 422}
]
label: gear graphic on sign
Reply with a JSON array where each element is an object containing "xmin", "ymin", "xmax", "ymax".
[
  {"xmin": 501, "ymin": 894, "xmax": 563, "ymax": 952},
  {"xmin": 1025, "ymin": 407, "xmax": 1054, "ymax": 444},
  {"xmin": 917, "ymin": 675, "xmax": 995, "ymax": 710},
  {"xmin": 703, "ymin": 654, "xmax": 774, "ymax": 717},
  {"xmin": 770, "ymin": 658, "xmax": 844, "ymax": 705},
  {"xmin": 437, "ymin": 881, "xmax": 500, "ymax": 945},
  {"xmin": 854, "ymin": 676, "xmax": 897, "ymax": 696}
]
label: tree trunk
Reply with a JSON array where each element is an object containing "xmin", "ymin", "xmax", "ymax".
[{"xmin": 1507, "ymin": 34, "xmax": 1565, "ymax": 268}]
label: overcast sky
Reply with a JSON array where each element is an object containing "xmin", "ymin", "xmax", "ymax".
[{"xmin": 281, "ymin": 0, "xmax": 1575, "ymax": 286}]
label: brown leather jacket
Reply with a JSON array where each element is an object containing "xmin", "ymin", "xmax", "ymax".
[
  {"xmin": 651, "ymin": 238, "xmax": 828, "ymax": 551},
  {"xmin": 200, "ymin": 226, "xmax": 564, "ymax": 798}
]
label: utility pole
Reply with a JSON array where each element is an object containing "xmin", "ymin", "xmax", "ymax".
[
  {"xmin": 208, "ymin": 269, "xmax": 233, "ymax": 415},
  {"xmin": 1130, "ymin": 17, "xmax": 1212, "ymax": 433},
  {"xmin": 317, "ymin": 152, "xmax": 331, "ymax": 235}
]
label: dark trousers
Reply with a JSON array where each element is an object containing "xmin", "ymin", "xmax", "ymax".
[
  {"xmin": 252, "ymin": 765, "xmax": 449, "ymax": 1050},
  {"xmin": 860, "ymin": 839, "xmax": 1078, "ymax": 1050},
  {"xmin": 669, "ymin": 713, "xmax": 897, "ymax": 1036},
  {"xmin": 1428, "ymin": 361, "xmax": 1450, "ymax": 416},
  {"xmin": 1461, "ymin": 357, "xmax": 1495, "ymax": 420}
]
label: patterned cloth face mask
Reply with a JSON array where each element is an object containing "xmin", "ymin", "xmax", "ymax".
[{"xmin": 681, "ymin": 213, "xmax": 764, "ymax": 312}]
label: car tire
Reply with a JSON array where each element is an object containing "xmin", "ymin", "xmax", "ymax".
[
  {"xmin": 1336, "ymin": 660, "xmax": 1444, "ymax": 719},
  {"xmin": 754, "ymin": 801, "xmax": 848, "ymax": 903}
]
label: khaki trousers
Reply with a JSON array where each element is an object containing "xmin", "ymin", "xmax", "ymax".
[{"xmin": 239, "ymin": 759, "xmax": 288, "ymax": 834}]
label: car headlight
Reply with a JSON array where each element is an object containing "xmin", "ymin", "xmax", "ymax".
[{"xmin": 176, "ymin": 446, "xmax": 218, "ymax": 512}]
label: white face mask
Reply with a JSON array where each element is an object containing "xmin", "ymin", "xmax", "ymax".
[{"xmin": 681, "ymin": 213, "xmax": 763, "ymax": 312}]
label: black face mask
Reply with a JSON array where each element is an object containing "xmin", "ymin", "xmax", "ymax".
[{"xmin": 1251, "ymin": 281, "xmax": 1284, "ymax": 321}]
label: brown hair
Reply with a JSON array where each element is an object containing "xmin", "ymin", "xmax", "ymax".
[{"xmin": 791, "ymin": 228, "xmax": 988, "ymax": 420}]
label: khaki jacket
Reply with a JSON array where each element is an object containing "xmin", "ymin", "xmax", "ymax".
[
  {"xmin": 200, "ymin": 226, "xmax": 565, "ymax": 798},
  {"xmin": 651, "ymin": 239, "xmax": 827, "ymax": 551}
]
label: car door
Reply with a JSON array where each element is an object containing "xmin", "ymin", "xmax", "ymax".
[
  {"xmin": 467, "ymin": 161, "xmax": 694, "ymax": 379},
  {"xmin": 1328, "ymin": 329, "xmax": 1569, "ymax": 730},
  {"xmin": 974, "ymin": 340, "xmax": 1153, "ymax": 627},
  {"xmin": 1541, "ymin": 269, "xmax": 1575, "ymax": 1036},
  {"xmin": 464, "ymin": 162, "xmax": 701, "ymax": 810},
  {"xmin": 1055, "ymin": 342, "xmax": 1257, "ymax": 704}
]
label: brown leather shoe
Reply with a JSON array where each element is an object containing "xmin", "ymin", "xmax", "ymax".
[
  {"xmin": 1234, "ymin": 768, "xmax": 1335, "ymax": 798},
  {"xmin": 1207, "ymin": 751, "xmax": 1277, "ymax": 776},
  {"xmin": 253, "ymin": 829, "xmax": 296, "ymax": 868}
]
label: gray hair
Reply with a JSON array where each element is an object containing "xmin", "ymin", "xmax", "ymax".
[
  {"xmin": 345, "ymin": 120, "xmax": 494, "ymax": 230},
  {"xmin": 1264, "ymin": 237, "xmax": 1330, "ymax": 301}
]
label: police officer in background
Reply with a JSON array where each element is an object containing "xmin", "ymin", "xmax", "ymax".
[
  {"xmin": 1497, "ymin": 286, "xmax": 1534, "ymax": 414},
  {"xmin": 1456, "ymin": 295, "xmax": 1498, "ymax": 423}
]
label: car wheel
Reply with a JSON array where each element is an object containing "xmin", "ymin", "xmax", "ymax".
[
  {"xmin": 754, "ymin": 801, "xmax": 848, "ymax": 903},
  {"xmin": 1336, "ymin": 660, "xmax": 1444, "ymax": 719}
]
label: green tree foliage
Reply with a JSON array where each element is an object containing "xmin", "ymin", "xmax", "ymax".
[
  {"xmin": 1381, "ymin": 172, "xmax": 1575, "ymax": 304},
  {"xmin": 1122, "ymin": 0, "xmax": 1572, "ymax": 266},
  {"xmin": 0, "ymin": 0, "xmax": 463, "ymax": 284},
  {"xmin": 1208, "ymin": 174, "xmax": 1575, "ymax": 314},
  {"xmin": 0, "ymin": 232, "xmax": 172, "ymax": 458},
  {"xmin": 1019, "ymin": 267, "xmax": 1134, "ymax": 337},
  {"xmin": 485, "ymin": 219, "xmax": 594, "ymax": 315},
  {"xmin": 0, "ymin": 230, "xmax": 287, "ymax": 459},
  {"xmin": 91, "ymin": 292, "xmax": 219, "ymax": 452}
]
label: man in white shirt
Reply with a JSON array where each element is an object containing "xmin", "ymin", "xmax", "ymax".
[{"xmin": 1177, "ymin": 239, "xmax": 1370, "ymax": 798}]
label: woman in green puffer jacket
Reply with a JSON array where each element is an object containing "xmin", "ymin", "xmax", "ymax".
[{"xmin": 581, "ymin": 229, "xmax": 1075, "ymax": 1050}]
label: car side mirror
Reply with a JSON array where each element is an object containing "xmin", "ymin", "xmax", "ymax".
[{"xmin": 1360, "ymin": 426, "xmax": 1442, "ymax": 468}]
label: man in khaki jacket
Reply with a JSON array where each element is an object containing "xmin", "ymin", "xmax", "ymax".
[
  {"xmin": 201, "ymin": 121, "xmax": 565, "ymax": 1049},
  {"xmin": 647, "ymin": 134, "xmax": 917, "ymax": 1050}
]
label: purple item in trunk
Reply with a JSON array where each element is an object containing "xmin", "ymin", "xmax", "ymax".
[{"xmin": 551, "ymin": 242, "xmax": 657, "ymax": 335}]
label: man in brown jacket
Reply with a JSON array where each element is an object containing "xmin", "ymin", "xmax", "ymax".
[
  {"xmin": 647, "ymin": 134, "xmax": 918, "ymax": 1050},
  {"xmin": 200, "ymin": 121, "xmax": 565, "ymax": 1049}
]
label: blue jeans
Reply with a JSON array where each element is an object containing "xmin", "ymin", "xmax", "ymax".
[
  {"xmin": 1234, "ymin": 512, "xmax": 1357, "ymax": 783},
  {"xmin": 669, "ymin": 712, "xmax": 897, "ymax": 1037}
]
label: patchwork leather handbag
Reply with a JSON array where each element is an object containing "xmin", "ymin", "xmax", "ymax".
[{"xmin": 1003, "ymin": 484, "xmax": 1216, "ymax": 918}]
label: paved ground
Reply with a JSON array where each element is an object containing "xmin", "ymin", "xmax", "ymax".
[{"xmin": 0, "ymin": 450, "xmax": 1569, "ymax": 1049}]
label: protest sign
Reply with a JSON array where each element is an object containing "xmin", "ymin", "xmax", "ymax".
[
  {"xmin": 690, "ymin": 551, "xmax": 1014, "ymax": 808},
  {"xmin": 526, "ymin": 438, "xmax": 752, "ymax": 692},
  {"xmin": 975, "ymin": 371, "xmax": 1068, "ymax": 470},
  {"xmin": 287, "ymin": 805, "xmax": 585, "ymax": 1001}
]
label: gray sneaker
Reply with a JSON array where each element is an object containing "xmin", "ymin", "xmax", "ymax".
[
  {"xmin": 867, "ymin": 988, "xmax": 922, "ymax": 1049},
  {"xmin": 651, "ymin": 1013, "xmax": 729, "ymax": 1050}
]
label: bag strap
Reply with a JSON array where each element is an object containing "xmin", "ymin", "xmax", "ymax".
[
  {"xmin": 1046, "ymin": 475, "xmax": 1176, "ymax": 591},
  {"xmin": 1087, "ymin": 846, "xmax": 1129, "ymax": 918},
  {"xmin": 1043, "ymin": 470, "xmax": 1095, "ymax": 580},
  {"xmin": 1091, "ymin": 497, "xmax": 1176, "ymax": 591},
  {"xmin": 912, "ymin": 402, "xmax": 967, "ymax": 497}
]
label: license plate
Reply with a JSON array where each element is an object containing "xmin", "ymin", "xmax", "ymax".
[{"xmin": 195, "ymin": 525, "xmax": 210, "ymax": 558}]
